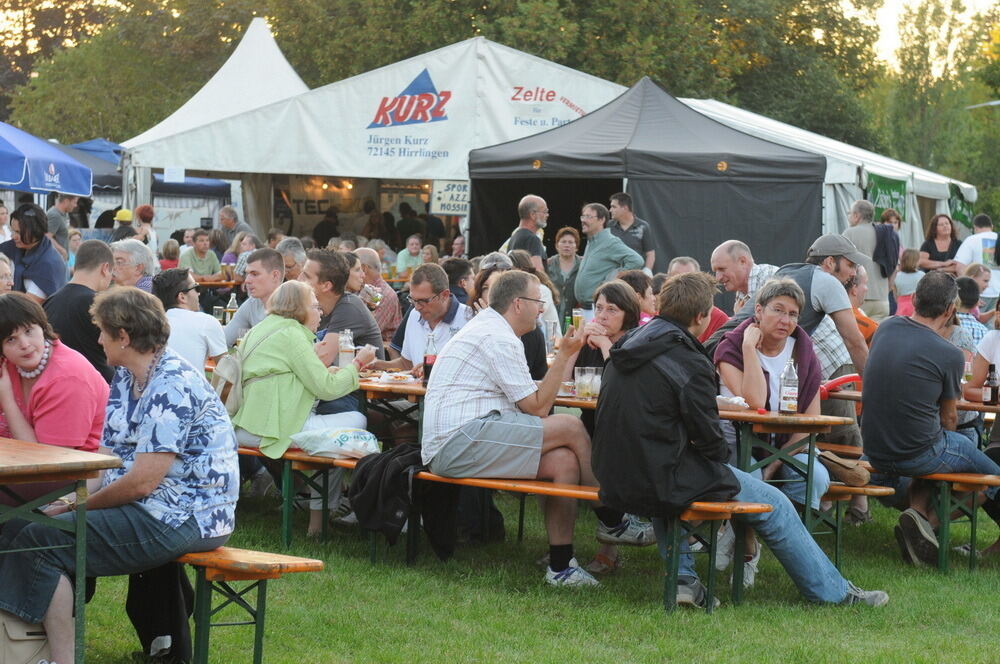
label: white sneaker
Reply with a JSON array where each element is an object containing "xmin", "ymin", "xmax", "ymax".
[
  {"xmin": 596, "ymin": 517, "xmax": 655, "ymax": 546},
  {"xmin": 714, "ymin": 522, "xmax": 736, "ymax": 571},
  {"xmin": 735, "ymin": 541, "xmax": 761, "ymax": 589},
  {"xmin": 544, "ymin": 558, "xmax": 600, "ymax": 587}
]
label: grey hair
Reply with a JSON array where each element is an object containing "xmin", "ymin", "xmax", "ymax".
[
  {"xmin": 0, "ymin": 253, "xmax": 10, "ymax": 269},
  {"xmin": 275, "ymin": 236, "xmax": 306, "ymax": 266},
  {"xmin": 668, "ymin": 256, "xmax": 700, "ymax": 272},
  {"xmin": 354, "ymin": 247, "xmax": 381, "ymax": 271},
  {"xmin": 851, "ymin": 200, "xmax": 874, "ymax": 224},
  {"xmin": 219, "ymin": 205, "xmax": 238, "ymax": 222},
  {"xmin": 111, "ymin": 238, "xmax": 158, "ymax": 276},
  {"xmin": 480, "ymin": 251, "xmax": 514, "ymax": 271},
  {"xmin": 368, "ymin": 239, "xmax": 388, "ymax": 252},
  {"xmin": 755, "ymin": 278, "xmax": 805, "ymax": 311}
]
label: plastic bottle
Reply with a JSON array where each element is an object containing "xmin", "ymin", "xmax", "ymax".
[
  {"xmin": 423, "ymin": 332, "xmax": 438, "ymax": 385},
  {"xmin": 224, "ymin": 293, "xmax": 238, "ymax": 324},
  {"xmin": 338, "ymin": 329, "xmax": 355, "ymax": 368},
  {"xmin": 778, "ymin": 357, "xmax": 798, "ymax": 414},
  {"xmin": 985, "ymin": 364, "xmax": 999, "ymax": 406}
]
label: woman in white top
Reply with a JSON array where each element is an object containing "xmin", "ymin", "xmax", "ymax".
[{"xmin": 151, "ymin": 268, "xmax": 227, "ymax": 372}]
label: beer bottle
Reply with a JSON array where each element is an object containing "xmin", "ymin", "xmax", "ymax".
[{"xmin": 985, "ymin": 364, "xmax": 999, "ymax": 406}]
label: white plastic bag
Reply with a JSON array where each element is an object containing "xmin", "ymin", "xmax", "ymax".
[{"xmin": 289, "ymin": 428, "xmax": 380, "ymax": 459}]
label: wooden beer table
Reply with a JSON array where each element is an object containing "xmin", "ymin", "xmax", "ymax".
[
  {"xmin": 0, "ymin": 439, "xmax": 122, "ymax": 664},
  {"xmin": 197, "ymin": 279, "xmax": 238, "ymax": 289},
  {"xmin": 827, "ymin": 389, "xmax": 1000, "ymax": 414}
]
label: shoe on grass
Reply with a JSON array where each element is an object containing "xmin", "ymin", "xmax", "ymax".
[
  {"xmin": 844, "ymin": 506, "xmax": 873, "ymax": 526},
  {"xmin": 675, "ymin": 577, "xmax": 720, "ymax": 609},
  {"xmin": 896, "ymin": 508, "xmax": 938, "ymax": 567},
  {"xmin": 247, "ymin": 468, "xmax": 276, "ymax": 498},
  {"xmin": 545, "ymin": 558, "xmax": 599, "ymax": 587},
  {"xmin": 841, "ymin": 582, "xmax": 889, "ymax": 607},
  {"xmin": 734, "ymin": 541, "xmax": 761, "ymax": 589},
  {"xmin": 596, "ymin": 517, "xmax": 655, "ymax": 546},
  {"xmin": 584, "ymin": 552, "xmax": 622, "ymax": 574}
]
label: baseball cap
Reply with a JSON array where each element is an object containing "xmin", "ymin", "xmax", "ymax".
[
  {"xmin": 806, "ymin": 234, "xmax": 866, "ymax": 265},
  {"xmin": 114, "ymin": 208, "xmax": 133, "ymax": 223}
]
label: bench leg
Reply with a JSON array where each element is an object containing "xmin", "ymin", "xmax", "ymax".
[
  {"xmin": 517, "ymin": 494, "xmax": 526, "ymax": 543},
  {"xmin": 321, "ymin": 470, "xmax": 329, "ymax": 542},
  {"xmin": 731, "ymin": 518, "xmax": 746, "ymax": 605},
  {"xmin": 935, "ymin": 481, "xmax": 951, "ymax": 573},
  {"xmin": 661, "ymin": 517, "xmax": 682, "ymax": 613},
  {"xmin": 833, "ymin": 501, "xmax": 843, "ymax": 570},
  {"xmin": 281, "ymin": 460, "xmax": 293, "ymax": 549},
  {"xmin": 369, "ymin": 530, "xmax": 378, "ymax": 565},
  {"xmin": 191, "ymin": 568, "xmax": 212, "ymax": 664},
  {"xmin": 406, "ymin": 486, "xmax": 421, "ymax": 565},
  {"xmin": 705, "ymin": 521, "xmax": 719, "ymax": 615},
  {"xmin": 252, "ymin": 580, "xmax": 268, "ymax": 664},
  {"xmin": 969, "ymin": 493, "xmax": 979, "ymax": 572}
]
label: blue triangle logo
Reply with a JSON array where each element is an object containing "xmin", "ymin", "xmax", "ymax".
[{"xmin": 399, "ymin": 69, "xmax": 437, "ymax": 96}]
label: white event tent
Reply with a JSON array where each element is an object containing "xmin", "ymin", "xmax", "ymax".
[
  {"xmin": 123, "ymin": 34, "xmax": 628, "ymax": 233},
  {"xmin": 121, "ymin": 17, "xmax": 308, "ymax": 225},
  {"xmin": 681, "ymin": 98, "xmax": 977, "ymax": 249}
]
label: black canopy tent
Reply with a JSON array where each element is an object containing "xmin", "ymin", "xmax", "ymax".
[{"xmin": 468, "ymin": 77, "xmax": 827, "ymax": 271}]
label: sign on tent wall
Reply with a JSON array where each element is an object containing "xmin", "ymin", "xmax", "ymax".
[{"xmin": 866, "ymin": 173, "xmax": 907, "ymax": 224}]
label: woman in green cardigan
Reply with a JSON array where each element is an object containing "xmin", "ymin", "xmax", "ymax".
[{"xmin": 232, "ymin": 280, "xmax": 376, "ymax": 535}]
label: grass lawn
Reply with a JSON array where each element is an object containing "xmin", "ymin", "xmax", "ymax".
[{"xmin": 82, "ymin": 490, "xmax": 1000, "ymax": 664}]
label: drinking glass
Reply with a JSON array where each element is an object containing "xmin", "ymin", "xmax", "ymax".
[
  {"xmin": 572, "ymin": 308, "xmax": 584, "ymax": 330},
  {"xmin": 544, "ymin": 321, "xmax": 559, "ymax": 355},
  {"xmin": 574, "ymin": 367, "xmax": 591, "ymax": 398},
  {"xmin": 590, "ymin": 367, "xmax": 603, "ymax": 396},
  {"xmin": 963, "ymin": 361, "xmax": 973, "ymax": 384}
]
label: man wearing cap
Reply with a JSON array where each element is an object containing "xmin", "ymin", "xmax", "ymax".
[{"xmin": 706, "ymin": 235, "xmax": 868, "ymax": 374}]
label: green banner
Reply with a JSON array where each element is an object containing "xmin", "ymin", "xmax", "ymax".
[
  {"xmin": 866, "ymin": 173, "xmax": 907, "ymax": 223},
  {"xmin": 949, "ymin": 184, "xmax": 974, "ymax": 229}
]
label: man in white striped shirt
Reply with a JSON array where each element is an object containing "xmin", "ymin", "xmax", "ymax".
[{"xmin": 423, "ymin": 271, "xmax": 652, "ymax": 587}]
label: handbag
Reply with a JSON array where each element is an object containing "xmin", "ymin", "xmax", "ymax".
[
  {"xmin": 0, "ymin": 611, "xmax": 50, "ymax": 664},
  {"xmin": 211, "ymin": 327, "xmax": 282, "ymax": 416}
]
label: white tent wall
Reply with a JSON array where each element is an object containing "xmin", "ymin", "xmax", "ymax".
[
  {"xmin": 827, "ymin": 183, "xmax": 864, "ymax": 236},
  {"xmin": 241, "ymin": 173, "xmax": 273, "ymax": 237}
]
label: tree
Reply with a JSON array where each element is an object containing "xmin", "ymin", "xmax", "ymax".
[
  {"xmin": 8, "ymin": 0, "xmax": 258, "ymax": 142},
  {"xmin": 0, "ymin": 0, "xmax": 112, "ymax": 121}
]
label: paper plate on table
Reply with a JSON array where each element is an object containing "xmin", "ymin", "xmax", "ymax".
[{"xmin": 379, "ymin": 372, "xmax": 418, "ymax": 384}]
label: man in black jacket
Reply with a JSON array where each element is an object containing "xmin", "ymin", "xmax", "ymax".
[{"xmin": 592, "ymin": 272, "xmax": 888, "ymax": 609}]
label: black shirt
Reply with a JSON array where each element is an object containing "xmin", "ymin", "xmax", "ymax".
[
  {"xmin": 44, "ymin": 283, "xmax": 114, "ymax": 382},
  {"xmin": 509, "ymin": 227, "xmax": 545, "ymax": 259},
  {"xmin": 919, "ymin": 238, "xmax": 960, "ymax": 265}
]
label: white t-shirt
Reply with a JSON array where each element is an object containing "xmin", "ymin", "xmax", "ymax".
[
  {"xmin": 976, "ymin": 330, "xmax": 1000, "ymax": 365},
  {"xmin": 398, "ymin": 300, "xmax": 472, "ymax": 365},
  {"xmin": 756, "ymin": 337, "xmax": 797, "ymax": 412},
  {"xmin": 955, "ymin": 231, "xmax": 1000, "ymax": 296},
  {"xmin": 166, "ymin": 307, "xmax": 227, "ymax": 372}
]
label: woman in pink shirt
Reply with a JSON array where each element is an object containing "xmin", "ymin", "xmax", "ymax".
[{"xmin": 0, "ymin": 293, "xmax": 109, "ymax": 504}]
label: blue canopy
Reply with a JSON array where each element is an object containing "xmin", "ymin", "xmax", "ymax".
[
  {"xmin": 0, "ymin": 121, "xmax": 92, "ymax": 196},
  {"xmin": 69, "ymin": 138, "xmax": 123, "ymax": 165}
]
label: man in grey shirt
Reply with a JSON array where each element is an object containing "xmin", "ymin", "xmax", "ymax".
[
  {"xmin": 574, "ymin": 202, "xmax": 643, "ymax": 310},
  {"xmin": 842, "ymin": 199, "xmax": 891, "ymax": 321},
  {"xmin": 298, "ymin": 249, "xmax": 385, "ymax": 360},
  {"xmin": 46, "ymin": 193, "xmax": 77, "ymax": 260},
  {"xmin": 219, "ymin": 205, "xmax": 255, "ymax": 247},
  {"xmin": 223, "ymin": 248, "xmax": 284, "ymax": 347}
]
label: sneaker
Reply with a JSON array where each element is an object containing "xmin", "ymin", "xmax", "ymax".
[
  {"xmin": 332, "ymin": 511, "xmax": 358, "ymax": 526},
  {"xmin": 596, "ymin": 517, "xmax": 655, "ymax": 546},
  {"xmin": 584, "ymin": 552, "xmax": 622, "ymax": 574},
  {"xmin": 675, "ymin": 577, "xmax": 721, "ymax": 609},
  {"xmin": 714, "ymin": 522, "xmax": 736, "ymax": 571},
  {"xmin": 544, "ymin": 558, "xmax": 600, "ymax": 587},
  {"xmin": 736, "ymin": 541, "xmax": 761, "ymax": 589},
  {"xmin": 896, "ymin": 508, "xmax": 938, "ymax": 567},
  {"xmin": 841, "ymin": 582, "xmax": 889, "ymax": 607},
  {"xmin": 247, "ymin": 468, "xmax": 276, "ymax": 498}
]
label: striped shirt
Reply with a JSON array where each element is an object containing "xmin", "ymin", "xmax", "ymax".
[{"xmin": 421, "ymin": 307, "xmax": 538, "ymax": 464}]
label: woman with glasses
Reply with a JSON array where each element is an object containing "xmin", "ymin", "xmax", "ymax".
[
  {"xmin": 231, "ymin": 280, "xmax": 375, "ymax": 536},
  {"xmin": 0, "ymin": 203, "xmax": 67, "ymax": 303},
  {"xmin": 713, "ymin": 278, "xmax": 828, "ymax": 589}
]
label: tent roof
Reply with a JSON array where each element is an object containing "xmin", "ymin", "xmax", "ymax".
[
  {"xmin": 681, "ymin": 98, "xmax": 976, "ymax": 202},
  {"xmin": 122, "ymin": 17, "xmax": 307, "ymax": 149},
  {"xmin": 125, "ymin": 37, "xmax": 627, "ymax": 180},
  {"xmin": 70, "ymin": 138, "xmax": 122, "ymax": 165},
  {"xmin": 469, "ymin": 77, "xmax": 825, "ymax": 182},
  {"xmin": 49, "ymin": 142, "xmax": 120, "ymax": 189}
]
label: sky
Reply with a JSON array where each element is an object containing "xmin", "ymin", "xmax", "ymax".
[{"xmin": 875, "ymin": 0, "xmax": 996, "ymax": 64}]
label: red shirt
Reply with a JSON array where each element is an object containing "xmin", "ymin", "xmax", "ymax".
[
  {"xmin": 698, "ymin": 306, "xmax": 729, "ymax": 343},
  {"xmin": 160, "ymin": 258, "xmax": 179, "ymax": 270},
  {"xmin": 6, "ymin": 340, "xmax": 109, "ymax": 452}
]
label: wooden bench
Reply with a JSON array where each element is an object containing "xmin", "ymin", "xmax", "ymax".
[
  {"xmin": 176, "ymin": 546, "xmax": 323, "ymax": 664},
  {"xmin": 236, "ymin": 447, "xmax": 774, "ymax": 612},
  {"xmin": 816, "ymin": 443, "xmax": 1000, "ymax": 571}
]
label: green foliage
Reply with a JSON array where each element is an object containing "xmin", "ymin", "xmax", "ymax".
[{"xmin": 0, "ymin": 0, "xmax": 113, "ymax": 121}]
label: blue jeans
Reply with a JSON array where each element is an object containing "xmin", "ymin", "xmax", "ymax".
[
  {"xmin": 0, "ymin": 504, "xmax": 227, "ymax": 624},
  {"xmin": 775, "ymin": 452, "xmax": 830, "ymax": 510},
  {"xmin": 653, "ymin": 466, "xmax": 849, "ymax": 604},
  {"xmin": 868, "ymin": 429, "xmax": 1000, "ymax": 510}
]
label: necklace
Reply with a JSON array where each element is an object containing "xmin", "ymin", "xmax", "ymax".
[
  {"xmin": 17, "ymin": 340, "xmax": 52, "ymax": 379},
  {"xmin": 132, "ymin": 348, "xmax": 165, "ymax": 396}
]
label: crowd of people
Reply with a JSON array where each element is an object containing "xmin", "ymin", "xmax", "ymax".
[{"xmin": 4, "ymin": 189, "xmax": 1000, "ymax": 659}]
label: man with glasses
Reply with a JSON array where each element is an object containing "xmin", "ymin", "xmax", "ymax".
[
  {"xmin": 375, "ymin": 263, "xmax": 471, "ymax": 373},
  {"xmin": 508, "ymin": 195, "xmax": 549, "ymax": 272},
  {"xmin": 424, "ymin": 271, "xmax": 647, "ymax": 587},
  {"xmin": 574, "ymin": 203, "xmax": 643, "ymax": 320},
  {"xmin": 152, "ymin": 267, "xmax": 227, "ymax": 371}
]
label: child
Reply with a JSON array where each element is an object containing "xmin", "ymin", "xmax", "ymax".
[{"xmin": 893, "ymin": 249, "xmax": 924, "ymax": 316}]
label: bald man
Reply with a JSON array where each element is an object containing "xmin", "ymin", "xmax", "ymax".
[{"xmin": 508, "ymin": 194, "xmax": 549, "ymax": 272}]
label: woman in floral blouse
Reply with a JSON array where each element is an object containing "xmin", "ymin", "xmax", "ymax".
[{"xmin": 0, "ymin": 286, "xmax": 238, "ymax": 664}]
